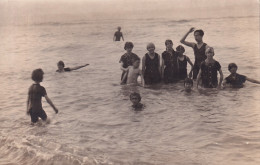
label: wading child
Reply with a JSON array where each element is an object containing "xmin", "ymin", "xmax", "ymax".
[
  {"xmin": 223, "ymin": 63, "xmax": 260, "ymax": 88},
  {"xmin": 121, "ymin": 57, "xmax": 144, "ymax": 86},
  {"xmin": 196, "ymin": 47, "xmax": 223, "ymax": 88},
  {"xmin": 27, "ymin": 69, "xmax": 58, "ymax": 124},
  {"xmin": 161, "ymin": 40, "xmax": 178, "ymax": 83},
  {"xmin": 176, "ymin": 45, "xmax": 193, "ymax": 80},
  {"xmin": 142, "ymin": 43, "xmax": 161, "ymax": 85},
  {"xmin": 119, "ymin": 42, "xmax": 139, "ymax": 84},
  {"xmin": 130, "ymin": 92, "xmax": 144, "ymax": 111},
  {"xmin": 56, "ymin": 61, "xmax": 89, "ymax": 72}
]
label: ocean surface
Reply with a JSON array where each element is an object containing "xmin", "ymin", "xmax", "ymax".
[{"xmin": 0, "ymin": 4, "xmax": 260, "ymax": 165}]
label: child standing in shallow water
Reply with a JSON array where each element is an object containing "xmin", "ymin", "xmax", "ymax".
[
  {"xmin": 176, "ymin": 45, "xmax": 193, "ymax": 80},
  {"xmin": 27, "ymin": 69, "xmax": 58, "ymax": 124},
  {"xmin": 196, "ymin": 47, "xmax": 223, "ymax": 88},
  {"xmin": 142, "ymin": 43, "xmax": 161, "ymax": 85},
  {"xmin": 161, "ymin": 40, "xmax": 178, "ymax": 83},
  {"xmin": 119, "ymin": 42, "xmax": 139, "ymax": 84}
]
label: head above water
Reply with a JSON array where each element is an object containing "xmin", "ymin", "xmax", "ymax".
[
  {"xmin": 132, "ymin": 56, "xmax": 141, "ymax": 68},
  {"xmin": 205, "ymin": 47, "xmax": 215, "ymax": 56},
  {"xmin": 184, "ymin": 78, "xmax": 193, "ymax": 87},
  {"xmin": 130, "ymin": 92, "xmax": 141, "ymax": 102},
  {"xmin": 117, "ymin": 26, "xmax": 121, "ymax": 31},
  {"xmin": 32, "ymin": 68, "xmax": 44, "ymax": 82},
  {"xmin": 194, "ymin": 29, "xmax": 204, "ymax": 42},
  {"xmin": 124, "ymin": 42, "xmax": 134, "ymax": 50},
  {"xmin": 147, "ymin": 43, "xmax": 155, "ymax": 51},
  {"xmin": 176, "ymin": 45, "xmax": 185, "ymax": 53},
  {"xmin": 165, "ymin": 39, "xmax": 173, "ymax": 46},
  {"xmin": 228, "ymin": 63, "xmax": 238, "ymax": 74}
]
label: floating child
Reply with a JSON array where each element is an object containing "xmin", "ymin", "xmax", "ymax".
[
  {"xmin": 27, "ymin": 69, "xmax": 58, "ymax": 124},
  {"xmin": 130, "ymin": 92, "xmax": 144, "ymax": 111},
  {"xmin": 223, "ymin": 63, "xmax": 260, "ymax": 88},
  {"xmin": 142, "ymin": 43, "xmax": 161, "ymax": 85},
  {"xmin": 196, "ymin": 47, "xmax": 223, "ymax": 88},
  {"xmin": 161, "ymin": 40, "xmax": 178, "ymax": 83},
  {"xmin": 56, "ymin": 61, "xmax": 89, "ymax": 72},
  {"xmin": 121, "ymin": 56, "xmax": 144, "ymax": 86},
  {"xmin": 176, "ymin": 45, "xmax": 193, "ymax": 80},
  {"xmin": 119, "ymin": 42, "xmax": 140, "ymax": 84}
]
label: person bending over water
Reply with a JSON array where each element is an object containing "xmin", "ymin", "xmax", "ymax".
[
  {"xmin": 121, "ymin": 57, "xmax": 144, "ymax": 86},
  {"xmin": 196, "ymin": 47, "xmax": 223, "ymax": 89},
  {"xmin": 130, "ymin": 92, "xmax": 144, "ymax": 111},
  {"xmin": 180, "ymin": 27, "xmax": 209, "ymax": 80},
  {"xmin": 113, "ymin": 26, "xmax": 124, "ymax": 41},
  {"xmin": 142, "ymin": 43, "xmax": 161, "ymax": 85},
  {"xmin": 27, "ymin": 69, "xmax": 58, "ymax": 124},
  {"xmin": 56, "ymin": 61, "xmax": 89, "ymax": 72},
  {"xmin": 119, "ymin": 42, "xmax": 140, "ymax": 84},
  {"xmin": 223, "ymin": 63, "xmax": 260, "ymax": 88}
]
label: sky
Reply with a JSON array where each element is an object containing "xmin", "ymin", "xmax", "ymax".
[{"xmin": 0, "ymin": 0, "xmax": 258, "ymax": 25}]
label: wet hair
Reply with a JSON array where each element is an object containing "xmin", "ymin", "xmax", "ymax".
[
  {"xmin": 147, "ymin": 43, "xmax": 155, "ymax": 50},
  {"xmin": 205, "ymin": 47, "xmax": 215, "ymax": 56},
  {"xmin": 31, "ymin": 68, "xmax": 44, "ymax": 82},
  {"xmin": 184, "ymin": 78, "xmax": 193, "ymax": 87},
  {"xmin": 194, "ymin": 29, "xmax": 204, "ymax": 36},
  {"xmin": 228, "ymin": 63, "xmax": 238, "ymax": 71},
  {"xmin": 124, "ymin": 42, "xmax": 134, "ymax": 50},
  {"xmin": 57, "ymin": 61, "xmax": 65, "ymax": 67},
  {"xmin": 165, "ymin": 39, "xmax": 173, "ymax": 46},
  {"xmin": 176, "ymin": 45, "xmax": 185, "ymax": 52},
  {"xmin": 130, "ymin": 92, "xmax": 141, "ymax": 102}
]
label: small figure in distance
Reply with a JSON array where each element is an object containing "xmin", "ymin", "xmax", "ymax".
[
  {"xmin": 182, "ymin": 78, "xmax": 194, "ymax": 93},
  {"xmin": 56, "ymin": 61, "xmax": 89, "ymax": 72},
  {"xmin": 223, "ymin": 63, "xmax": 260, "ymax": 88},
  {"xmin": 121, "ymin": 57, "xmax": 145, "ymax": 87},
  {"xmin": 113, "ymin": 26, "xmax": 124, "ymax": 41},
  {"xmin": 130, "ymin": 92, "xmax": 144, "ymax": 111},
  {"xmin": 27, "ymin": 69, "xmax": 58, "ymax": 125}
]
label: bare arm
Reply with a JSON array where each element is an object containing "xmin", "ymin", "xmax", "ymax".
[
  {"xmin": 139, "ymin": 70, "xmax": 145, "ymax": 87},
  {"xmin": 142, "ymin": 55, "xmax": 146, "ymax": 75},
  {"xmin": 44, "ymin": 95, "xmax": 58, "ymax": 113},
  {"xmin": 121, "ymin": 33, "xmax": 124, "ymax": 41},
  {"xmin": 187, "ymin": 56, "xmax": 194, "ymax": 78},
  {"xmin": 246, "ymin": 77, "xmax": 260, "ymax": 84},
  {"xmin": 70, "ymin": 64, "xmax": 89, "ymax": 71},
  {"xmin": 158, "ymin": 55, "xmax": 161, "ymax": 76},
  {"xmin": 196, "ymin": 69, "xmax": 202, "ymax": 88},
  {"xmin": 218, "ymin": 69, "xmax": 224, "ymax": 88},
  {"xmin": 120, "ymin": 67, "xmax": 129, "ymax": 84},
  {"xmin": 180, "ymin": 27, "xmax": 196, "ymax": 48},
  {"xmin": 26, "ymin": 95, "xmax": 30, "ymax": 115},
  {"xmin": 161, "ymin": 57, "xmax": 165, "ymax": 79},
  {"xmin": 120, "ymin": 63, "xmax": 128, "ymax": 72}
]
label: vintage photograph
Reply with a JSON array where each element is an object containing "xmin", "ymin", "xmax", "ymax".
[{"xmin": 0, "ymin": 0, "xmax": 259, "ymax": 164}]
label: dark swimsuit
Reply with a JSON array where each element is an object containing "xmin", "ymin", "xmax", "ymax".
[
  {"xmin": 200, "ymin": 61, "xmax": 221, "ymax": 88},
  {"xmin": 225, "ymin": 73, "xmax": 246, "ymax": 88},
  {"xmin": 178, "ymin": 55, "xmax": 188, "ymax": 80},
  {"xmin": 119, "ymin": 53, "xmax": 139, "ymax": 83},
  {"xmin": 162, "ymin": 50, "xmax": 178, "ymax": 83},
  {"xmin": 144, "ymin": 53, "xmax": 161, "ymax": 85},
  {"xmin": 193, "ymin": 43, "xmax": 207, "ymax": 79}
]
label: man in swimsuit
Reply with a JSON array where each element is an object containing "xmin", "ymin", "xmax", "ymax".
[
  {"xmin": 113, "ymin": 26, "xmax": 124, "ymax": 41},
  {"xmin": 180, "ymin": 27, "xmax": 209, "ymax": 80}
]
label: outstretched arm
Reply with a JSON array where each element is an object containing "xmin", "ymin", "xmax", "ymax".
[
  {"xmin": 187, "ymin": 56, "xmax": 194, "ymax": 78},
  {"xmin": 246, "ymin": 77, "xmax": 260, "ymax": 84},
  {"xmin": 70, "ymin": 64, "xmax": 89, "ymax": 71},
  {"xmin": 218, "ymin": 69, "xmax": 224, "ymax": 88},
  {"xmin": 44, "ymin": 95, "xmax": 58, "ymax": 113},
  {"xmin": 196, "ymin": 69, "xmax": 202, "ymax": 88},
  {"xmin": 180, "ymin": 27, "xmax": 196, "ymax": 48}
]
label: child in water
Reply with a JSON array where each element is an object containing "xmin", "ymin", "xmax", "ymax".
[
  {"xmin": 130, "ymin": 92, "xmax": 144, "ymax": 110},
  {"xmin": 183, "ymin": 78, "xmax": 194, "ymax": 93},
  {"xmin": 176, "ymin": 45, "xmax": 193, "ymax": 80},
  {"xmin": 119, "ymin": 42, "xmax": 140, "ymax": 84},
  {"xmin": 56, "ymin": 61, "xmax": 89, "ymax": 72},
  {"xmin": 223, "ymin": 63, "xmax": 260, "ymax": 88},
  {"xmin": 142, "ymin": 43, "xmax": 161, "ymax": 85},
  {"xmin": 196, "ymin": 47, "xmax": 223, "ymax": 88},
  {"xmin": 161, "ymin": 40, "xmax": 178, "ymax": 83},
  {"xmin": 121, "ymin": 57, "xmax": 144, "ymax": 86},
  {"xmin": 27, "ymin": 69, "xmax": 58, "ymax": 124}
]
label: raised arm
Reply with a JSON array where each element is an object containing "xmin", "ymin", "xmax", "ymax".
[
  {"xmin": 44, "ymin": 95, "xmax": 58, "ymax": 113},
  {"xmin": 180, "ymin": 27, "xmax": 196, "ymax": 48},
  {"xmin": 246, "ymin": 77, "xmax": 260, "ymax": 84},
  {"xmin": 187, "ymin": 56, "xmax": 194, "ymax": 78},
  {"xmin": 70, "ymin": 64, "xmax": 89, "ymax": 71},
  {"xmin": 218, "ymin": 69, "xmax": 224, "ymax": 88}
]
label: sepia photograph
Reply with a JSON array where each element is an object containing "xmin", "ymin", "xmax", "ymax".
[{"xmin": 0, "ymin": 0, "xmax": 259, "ymax": 164}]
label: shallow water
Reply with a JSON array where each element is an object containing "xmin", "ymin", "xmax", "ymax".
[{"xmin": 0, "ymin": 5, "xmax": 260, "ymax": 165}]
